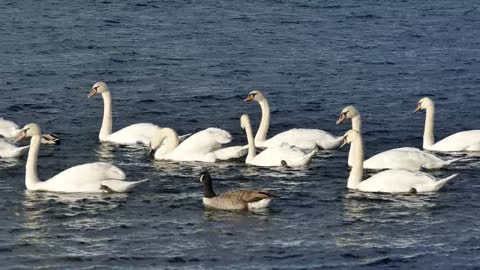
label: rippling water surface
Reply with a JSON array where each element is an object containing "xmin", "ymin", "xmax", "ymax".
[{"xmin": 1, "ymin": 0, "xmax": 480, "ymax": 269}]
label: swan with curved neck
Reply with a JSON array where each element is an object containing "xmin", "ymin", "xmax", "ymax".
[
  {"xmin": 0, "ymin": 117, "xmax": 59, "ymax": 144},
  {"xmin": 88, "ymin": 82, "xmax": 162, "ymax": 146},
  {"xmin": 336, "ymin": 105, "xmax": 461, "ymax": 170},
  {"xmin": 17, "ymin": 123, "xmax": 147, "ymax": 193},
  {"xmin": 244, "ymin": 90, "xmax": 342, "ymax": 150},
  {"xmin": 150, "ymin": 127, "xmax": 246, "ymax": 162},
  {"xmin": 415, "ymin": 97, "xmax": 480, "ymax": 151},
  {"xmin": 240, "ymin": 114, "xmax": 316, "ymax": 167},
  {"xmin": 341, "ymin": 129, "xmax": 457, "ymax": 193}
]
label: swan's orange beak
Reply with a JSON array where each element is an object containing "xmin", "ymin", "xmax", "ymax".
[
  {"xmin": 16, "ymin": 131, "xmax": 27, "ymax": 142},
  {"xmin": 88, "ymin": 88, "xmax": 97, "ymax": 98},
  {"xmin": 244, "ymin": 94, "xmax": 255, "ymax": 102},
  {"xmin": 336, "ymin": 113, "xmax": 347, "ymax": 125},
  {"xmin": 414, "ymin": 103, "xmax": 422, "ymax": 113}
]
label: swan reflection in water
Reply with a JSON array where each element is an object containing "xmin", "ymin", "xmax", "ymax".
[
  {"xmin": 19, "ymin": 191, "xmax": 129, "ymax": 247},
  {"xmin": 336, "ymin": 191, "xmax": 439, "ymax": 252}
]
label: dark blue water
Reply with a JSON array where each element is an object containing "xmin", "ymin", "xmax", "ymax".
[{"xmin": 1, "ymin": 0, "xmax": 480, "ymax": 269}]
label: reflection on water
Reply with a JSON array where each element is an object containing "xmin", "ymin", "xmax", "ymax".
[{"xmin": 336, "ymin": 191, "xmax": 439, "ymax": 250}]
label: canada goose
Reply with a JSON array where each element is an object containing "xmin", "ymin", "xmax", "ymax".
[{"xmin": 199, "ymin": 171, "xmax": 275, "ymax": 210}]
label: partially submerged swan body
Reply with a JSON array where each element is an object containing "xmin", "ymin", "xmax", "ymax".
[
  {"xmin": 17, "ymin": 123, "xmax": 147, "ymax": 193},
  {"xmin": 88, "ymin": 82, "xmax": 164, "ymax": 146},
  {"xmin": 200, "ymin": 171, "xmax": 274, "ymax": 210},
  {"xmin": 0, "ymin": 117, "xmax": 59, "ymax": 144},
  {"xmin": 415, "ymin": 97, "xmax": 480, "ymax": 152},
  {"xmin": 151, "ymin": 127, "xmax": 247, "ymax": 162},
  {"xmin": 241, "ymin": 114, "xmax": 316, "ymax": 167},
  {"xmin": 337, "ymin": 105, "xmax": 460, "ymax": 170},
  {"xmin": 342, "ymin": 129, "xmax": 458, "ymax": 193},
  {"xmin": 245, "ymin": 90, "xmax": 342, "ymax": 150}
]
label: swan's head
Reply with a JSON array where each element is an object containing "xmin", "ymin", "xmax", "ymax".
[
  {"xmin": 414, "ymin": 97, "xmax": 434, "ymax": 113},
  {"xmin": 336, "ymin": 105, "xmax": 360, "ymax": 125},
  {"xmin": 340, "ymin": 129, "xmax": 360, "ymax": 148},
  {"xmin": 16, "ymin": 123, "xmax": 42, "ymax": 142},
  {"xmin": 244, "ymin": 90, "xmax": 265, "ymax": 102},
  {"xmin": 199, "ymin": 171, "xmax": 212, "ymax": 184},
  {"xmin": 88, "ymin": 82, "xmax": 108, "ymax": 98},
  {"xmin": 240, "ymin": 114, "xmax": 251, "ymax": 130}
]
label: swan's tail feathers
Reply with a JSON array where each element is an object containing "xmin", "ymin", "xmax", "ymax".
[
  {"xmin": 101, "ymin": 178, "xmax": 149, "ymax": 193},
  {"xmin": 289, "ymin": 149, "xmax": 317, "ymax": 167},
  {"xmin": 178, "ymin": 133, "xmax": 192, "ymax": 142},
  {"xmin": 444, "ymin": 157, "xmax": 471, "ymax": 166},
  {"xmin": 433, "ymin": 173, "xmax": 459, "ymax": 191},
  {"xmin": 214, "ymin": 145, "xmax": 248, "ymax": 160}
]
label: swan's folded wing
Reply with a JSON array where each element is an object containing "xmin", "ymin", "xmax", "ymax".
[
  {"xmin": 359, "ymin": 169, "xmax": 436, "ymax": 193},
  {"xmin": 174, "ymin": 128, "xmax": 233, "ymax": 154},
  {"xmin": 431, "ymin": 130, "xmax": 480, "ymax": 151},
  {"xmin": 214, "ymin": 145, "xmax": 248, "ymax": 160},
  {"xmin": 107, "ymin": 123, "xmax": 161, "ymax": 145},
  {"xmin": 264, "ymin": 128, "xmax": 340, "ymax": 149},
  {"xmin": 0, "ymin": 118, "xmax": 20, "ymax": 138},
  {"xmin": 46, "ymin": 162, "xmax": 126, "ymax": 186},
  {"xmin": 0, "ymin": 140, "xmax": 29, "ymax": 158}
]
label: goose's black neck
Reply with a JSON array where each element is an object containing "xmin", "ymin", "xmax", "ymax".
[{"xmin": 202, "ymin": 173, "xmax": 216, "ymax": 198}]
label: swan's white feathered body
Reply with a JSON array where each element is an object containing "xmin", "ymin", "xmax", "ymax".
[
  {"xmin": 241, "ymin": 114, "xmax": 316, "ymax": 167},
  {"xmin": 102, "ymin": 123, "xmax": 160, "ymax": 146},
  {"xmin": 247, "ymin": 145, "xmax": 316, "ymax": 167},
  {"xmin": 425, "ymin": 130, "xmax": 480, "ymax": 152},
  {"xmin": 153, "ymin": 128, "xmax": 245, "ymax": 162},
  {"xmin": 343, "ymin": 129, "xmax": 457, "ymax": 193},
  {"xmin": 258, "ymin": 128, "xmax": 343, "ymax": 150},
  {"xmin": 357, "ymin": 169, "xmax": 458, "ymax": 193},
  {"xmin": 32, "ymin": 162, "xmax": 146, "ymax": 193},
  {"xmin": 362, "ymin": 147, "xmax": 461, "ymax": 170},
  {"xmin": 416, "ymin": 97, "xmax": 480, "ymax": 152},
  {"xmin": 19, "ymin": 123, "xmax": 147, "ymax": 193},
  {"xmin": 0, "ymin": 118, "xmax": 21, "ymax": 138},
  {"xmin": 336, "ymin": 105, "xmax": 459, "ymax": 170},
  {"xmin": 245, "ymin": 90, "xmax": 342, "ymax": 150},
  {"xmin": 0, "ymin": 139, "xmax": 29, "ymax": 158}
]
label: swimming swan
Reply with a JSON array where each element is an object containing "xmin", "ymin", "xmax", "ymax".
[
  {"xmin": 341, "ymin": 129, "xmax": 458, "ymax": 193},
  {"xmin": 337, "ymin": 105, "xmax": 460, "ymax": 170},
  {"xmin": 0, "ymin": 117, "xmax": 59, "ymax": 144},
  {"xmin": 244, "ymin": 90, "xmax": 342, "ymax": 150},
  {"xmin": 415, "ymin": 97, "xmax": 480, "ymax": 152},
  {"xmin": 150, "ymin": 127, "xmax": 246, "ymax": 162},
  {"xmin": 17, "ymin": 123, "xmax": 147, "ymax": 193},
  {"xmin": 241, "ymin": 114, "xmax": 316, "ymax": 167},
  {"xmin": 88, "ymin": 82, "xmax": 162, "ymax": 146}
]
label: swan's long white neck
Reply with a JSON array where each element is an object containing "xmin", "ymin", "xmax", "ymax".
[
  {"xmin": 99, "ymin": 91, "xmax": 113, "ymax": 141},
  {"xmin": 348, "ymin": 115, "xmax": 362, "ymax": 166},
  {"xmin": 348, "ymin": 134, "xmax": 364, "ymax": 189},
  {"xmin": 25, "ymin": 135, "xmax": 41, "ymax": 190},
  {"xmin": 423, "ymin": 103, "xmax": 435, "ymax": 149},
  {"xmin": 244, "ymin": 119, "xmax": 257, "ymax": 162},
  {"xmin": 153, "ymin": 128, "xmax": 180, "ymax": 156},
  {"xmin": 255, "ymin": 98, "xmax": 270, "ymax": 145}
]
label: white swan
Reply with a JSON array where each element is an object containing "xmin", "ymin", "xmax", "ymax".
[
  {"xmin": 0, "ymin": 139, "xmax": 29, "ymax": 158},
  {"xmin": 244, "ymin": 90, "xmax": 342, "ymax": 150},
  {"xmin": 415, "ymin": 97, "xmax": 480, "ymax": 152},
  {"xmin": 0, "ymin": 117, "xmax": 59, "ymax": 144},
  {"xmin": 17, "ymin": 123, "xmax": 147, "ymax": 193},
  {"xmin": 88, "ymin": 82, "xmax": 163, "ymax": 146},
  {"xmin": 241, "ymin": 114, "xmax": 316, "ymax": 167},
  {"xmin": 150, "ymin": 127, "xmax": 247, "ymax": 162},
  {"xmin": 342, "ymin": 129, "xmax": 458, "ymax": 193},
  {"xmin": 337, "ymin": 105, "xmax": 460, "ymax": 170}
]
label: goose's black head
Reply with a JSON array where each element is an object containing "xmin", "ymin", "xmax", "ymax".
[{"xmin": 199, "ymin": 171, "xmax": 216, "ymax": 198}]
